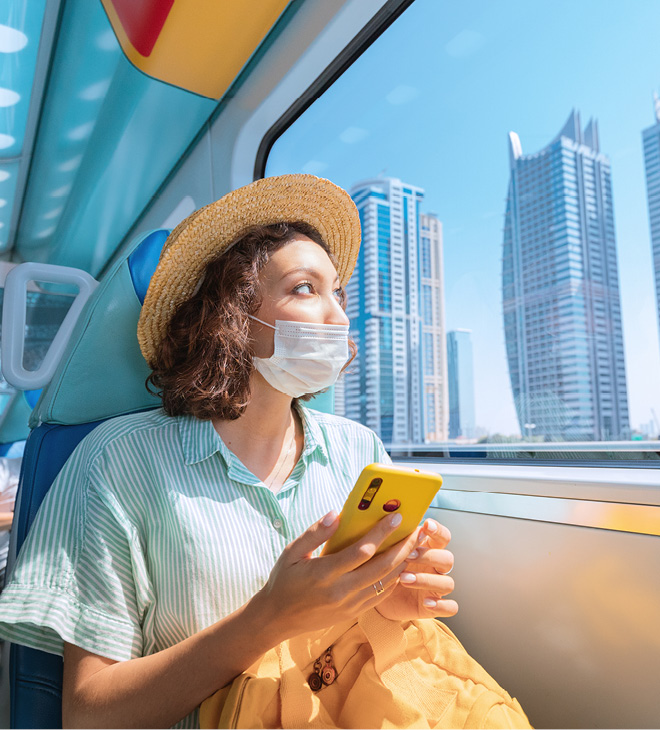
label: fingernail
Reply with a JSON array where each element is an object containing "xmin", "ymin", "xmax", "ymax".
[
  {"xmin": 425, "ymin": 520, "xmax": 438, "ymax": 533},
  {"xmin": 390, "ymin": 513, "xmax": 403, "ymax": 527},
  {"xmin": 322, "ymin": 511, "xmax": 337, "ymax": 527},
  {"xmin": 423, "ymin": 598, "xmax": 437, "ymax": 608},
  {"xmin": 407, "ymin": 550, "xmax": 419, "ymax": 560},
  {"xmin": 400, "ymin": 572, "xmax": 416, "ymax": 584}
]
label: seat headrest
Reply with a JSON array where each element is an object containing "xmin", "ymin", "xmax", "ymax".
[
  {"xmin": 128, "ymin": 227, "xmax": 171, "ymax": 304},
  {"xmin": 30, "ymin": 230, "xmax": 170, "ymax": 427}
]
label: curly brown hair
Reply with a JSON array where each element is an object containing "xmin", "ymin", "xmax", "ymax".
[{"xmin": 147, "ymin": 222, "xmax": 357, "ymax": 420}]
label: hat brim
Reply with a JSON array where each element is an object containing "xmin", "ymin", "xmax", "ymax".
[{"xmin": 137, "ymin": 174, "xmax": 361, "ymax": 366}]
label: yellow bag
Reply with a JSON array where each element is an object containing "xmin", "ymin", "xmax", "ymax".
[{"xmin": 200, "ymin": 609, "xmax": 532, "ymax": 729}]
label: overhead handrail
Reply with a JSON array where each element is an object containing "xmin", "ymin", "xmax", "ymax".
[{"xmin": 1, "ymin": 262, "xmax": 99, "ymax": 391}]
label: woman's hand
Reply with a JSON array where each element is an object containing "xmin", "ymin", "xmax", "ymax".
[
  {"xmin": 252, "ymin": 510, "xmax": 420, "ymax": 643},
  {"xmin": 374, "ymin": 518, "xmax": 458, "ymax": 622}
]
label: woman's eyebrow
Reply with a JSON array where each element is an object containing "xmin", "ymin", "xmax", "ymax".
[{"xmin": 281, "ymin": 266, "xmax": 340, "ymax": 284}]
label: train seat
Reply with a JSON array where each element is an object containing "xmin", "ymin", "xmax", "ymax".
[{"xmin": 7, "ymin": 228, "xmax": 169, "ymax": 728}]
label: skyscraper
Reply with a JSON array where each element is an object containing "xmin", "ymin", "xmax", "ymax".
[
  {"xmin": 420, "ymin": 213, "xmax": 449, "ymax": 442},
  {"xmin": 342, "ymin": 177, "xmax": 448, "ymax": 444},
  {"xmin": 642, "ymin": 92, "xmax": 660, "ymax": 342},
  {"xmin": 447, "ymin": 329, "xmax": 475, "ymax": 439},
  {"xmin": 502, "ymin": 110, "xmax": 629, "ymax": 441}
]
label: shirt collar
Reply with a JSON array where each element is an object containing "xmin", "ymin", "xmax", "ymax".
[
  {"xmin": 177, "ymin": 414, "xmax": 231, "ymax": 467},
  {"xmin": 295, "ymin": 401, "xmax": 329, "ymax": 466}
]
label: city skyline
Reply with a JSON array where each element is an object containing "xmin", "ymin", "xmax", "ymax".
[
  {"xmin": 338, "ymin": 117, "xmax": 636, "ymax": 445},
  {"xmin": 266, "ymin": 0, "xmax": 660, "ymax": 436}
]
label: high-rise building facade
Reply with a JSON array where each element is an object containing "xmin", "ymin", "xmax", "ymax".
[
  {"xmin": 341, "ymin": 177, "xmax": 448, "ymax": 444},
  {"xmin": 419, "ymin": 213, "xmax": 449, "ymax": 442},
  {"xmin": 447, "ymin": 329, "xmax": 476, "ymax": 439},
  {"xmin": 642, "ymin": 92, "xmax": 660, "ymax": 342},
  {"xmin": 502, "ymin": 111, "xmax": 629, "ymax": 441}
]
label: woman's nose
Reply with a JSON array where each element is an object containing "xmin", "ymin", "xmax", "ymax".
[{"xmin": 325, "ymin": 295, "xmax": 350, "ymax": 326}]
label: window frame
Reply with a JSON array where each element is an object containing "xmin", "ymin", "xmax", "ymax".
[{"xmin": 253, "ymin": 0, "xmax": 414, "ymax": 180}]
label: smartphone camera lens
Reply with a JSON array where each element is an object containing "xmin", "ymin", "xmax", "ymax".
[
  {"xmin": 358, "ymin": 478, "xmax": 383, "ymax": 510},
  {"xmin": 382, "ymin": 499, "xmax": 401, "ymax": 512}
]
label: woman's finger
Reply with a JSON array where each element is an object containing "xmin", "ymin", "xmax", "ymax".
[
  {"xmin": 347, "ymin": 527, "xmax": 422, "ymax": 591},
  {"xmin": 421, "ymin": 598, "xmax": 459, "ymax": 617},
  {"xmin": 418, "ymin": 519, "xmax": 451, "ymax": 550},
  {"xmin": 406, "ymin": 547, "xmax": 454, "ymax": 575},
  {"xmin": 325, "ymin": 512, "xmax": 408, "ymax": 574},
  {"xmin": 398, "ymin": 571, "xmax": 455, "ymax": 596},
  {"xmin": 285, "ymin": 511, "xmax": 340, "ymax": 562},
  {"xmin": 359, "ymin": 577, "xmax": 399, "ymax": 613}
]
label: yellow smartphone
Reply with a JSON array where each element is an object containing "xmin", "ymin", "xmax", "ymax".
[{"xmin": 320, "ymin": 463, "xmax": 442, "ymax": 556}]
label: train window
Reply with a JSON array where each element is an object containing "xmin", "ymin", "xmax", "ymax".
[
  {"xmin": 22, "ymin": 287, "xmax": 75, "ymax": 372},
  {"xmin": 264, "ymin": 0, "xmax": 660, "ymax": 465},
  {"xmin": 0, "ymin": 285, "xmax": 74, "ymax": 373}
]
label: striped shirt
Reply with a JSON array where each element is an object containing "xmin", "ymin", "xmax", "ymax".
[{"xmin": 0, "ymin": 403, "xmax": 390, "ymax": 728}]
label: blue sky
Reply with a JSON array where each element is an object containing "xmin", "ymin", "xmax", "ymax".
[{"xmin": 266, "ymin": 0, "xmax": 660, "ymax": 435}]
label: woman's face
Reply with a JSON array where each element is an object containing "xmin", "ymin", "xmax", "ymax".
[{"xmin": 250, "ymin": 235, "xmax": 349, "ymax": 359}]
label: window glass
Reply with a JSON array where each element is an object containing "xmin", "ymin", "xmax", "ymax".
[
  {"xmin": 0, "ymin": 287, "xmax": 74, "ymax": 386},
  {"xmin": 266, "ymin": 0, "xmax": 660, "ymax": 462},
  {"xmin": 22, "ymin": 290, "xmax": 75, "ymax": 371}
]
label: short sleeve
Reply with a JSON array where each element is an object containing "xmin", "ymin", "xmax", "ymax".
[{"xmin": 0, "ymin": 445, "xmax": 151, "ymax": 661}]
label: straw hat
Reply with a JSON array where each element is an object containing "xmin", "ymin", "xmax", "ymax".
[{"xmin": 137, "ymin": 174, "xmax": 361, "ymax": 366}]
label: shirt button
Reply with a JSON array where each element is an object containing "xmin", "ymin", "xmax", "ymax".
[{"xmin": 272, "ymin": 518, "xmax": 283, "ymax": 529}]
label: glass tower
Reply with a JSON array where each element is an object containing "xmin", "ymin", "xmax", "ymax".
[
  {"xmin": 642, "ymin": 92, "xmax": 660, "ymax": 343},
  {"xmin": 502, "ymin": 110, "xmax": 629, "ymax": 441},
  {"xmin": 419, "ymin": 213, "xmax": 449, "ymax": 442},
  {"xmin": 342, "ymin": 177, "xmax": 447, "ymax": 444},
  {"xmin": 447, "ymin": 329, "xmax": 476, "ymax": 439}
]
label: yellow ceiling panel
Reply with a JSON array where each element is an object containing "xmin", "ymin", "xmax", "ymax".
[{"xmin": 101, "ymin": 0, "xmax": 291, "ymax": 99}]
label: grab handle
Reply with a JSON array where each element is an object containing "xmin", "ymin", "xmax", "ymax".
[{"xmin": 1, "ymin": 262, "xmax": 99, "ymax": 390}]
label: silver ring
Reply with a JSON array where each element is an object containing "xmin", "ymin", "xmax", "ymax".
[{"xmin": 373, "ymin": 580, "xmax": 385, "ymax": 596}]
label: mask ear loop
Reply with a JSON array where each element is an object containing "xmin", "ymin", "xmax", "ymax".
[{"xmin": 249, "ymin": 314, "xmax": 276, "ymax": 330}]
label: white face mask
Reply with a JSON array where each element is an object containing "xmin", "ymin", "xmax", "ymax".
[{"xmin": 249, "ymin": 315, "xmax": 350, "ymax": 398}]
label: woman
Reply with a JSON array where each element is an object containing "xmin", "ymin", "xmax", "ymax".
[{"xmin": 0, "ymin": 175, "xmax": 529, "ymax": 729}]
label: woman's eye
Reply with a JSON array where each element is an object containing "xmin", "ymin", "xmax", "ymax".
[
  {"xmin": 294, "ymin": 283, "xmax": 314, "ymax": 294},
  {"xmin": 334, "ymin": 288, "xmax": 344, "ymax": 302}
]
